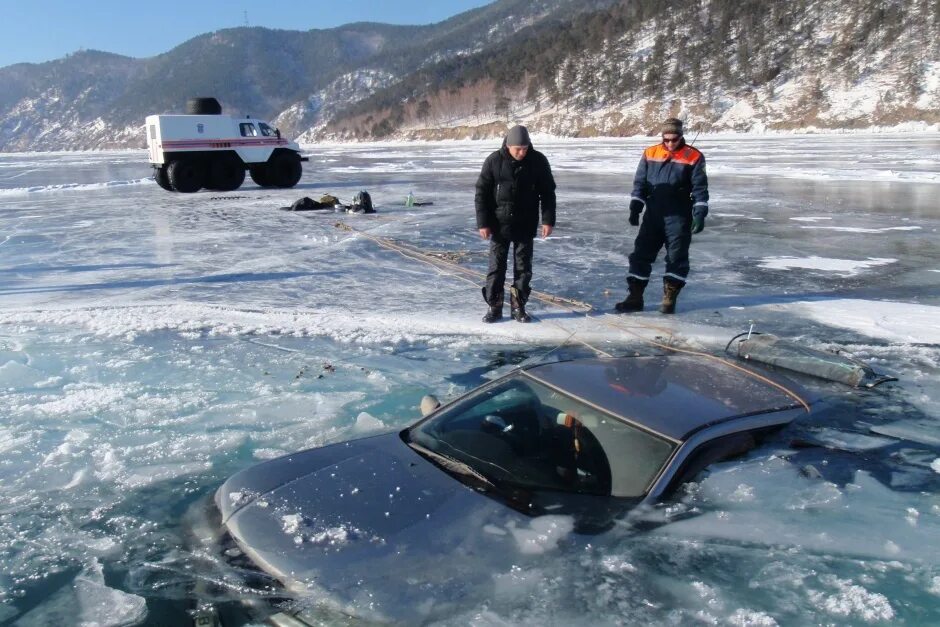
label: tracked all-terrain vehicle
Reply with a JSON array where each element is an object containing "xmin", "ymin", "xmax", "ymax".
[{"xmin": 146, "ymin": 97, "xmax": 308, "ymax": 193}]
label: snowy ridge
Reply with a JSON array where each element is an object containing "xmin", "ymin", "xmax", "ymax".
[
  {"xmin": 0, "ymin": 177, "xmax": 150, "ymax": 196},
  {"xmin": 318, "ymin": 0, "xmax": 940, "ymax": 141},
  {"xmin": 0, "ymin": 302, "xmax": 634, "ymax": 348},
  {"xmin": 5, "ymin": 297, "xmax": 939, "ymax": 351}
]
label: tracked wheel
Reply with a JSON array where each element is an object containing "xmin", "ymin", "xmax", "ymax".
[
  {"xmin": 249, "ymin": 166, "xmax": 271, "ymax": 188},
  {"xmin": 154, "ymin": 166, "xmax": 174, "ymax": 191},
  {"xmin": 207, "ymin": 156, "xmax": 246, "ymax": 192},
  {"xmin": 167, "ymin": 159, "xmax": 205, "ymax": 193},
  {"xmin": 267, "ymin": 152, "xmax": 302, "ymax": 188}
]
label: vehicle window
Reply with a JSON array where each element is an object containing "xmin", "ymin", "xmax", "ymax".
[
  {"xmin": 258, "ymin": 123, "xmax": 276, "ymax": 137},
  {"xmin": 239, "ymin": 123, "xmax": 258, "ymax": 137},
  {"xmin": 408, "ymin": 375, "xmax": 675, "ymax": 497},
  {"xmin": 662, "ymin": 432, "xmax": 758, "ymax": 497},
  {"xmin": 149, "ymin": 125, "xmax": 156, "ymax": 140}
]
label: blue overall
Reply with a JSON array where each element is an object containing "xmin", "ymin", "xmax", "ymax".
[{"xmin": 628, "ymin": 141, "xmax": 709, "ymax": 285}]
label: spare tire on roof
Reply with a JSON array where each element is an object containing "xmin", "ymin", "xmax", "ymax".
[{"xmin": 187, "ymin": 97, "xmax": 222, "ymax": 115}]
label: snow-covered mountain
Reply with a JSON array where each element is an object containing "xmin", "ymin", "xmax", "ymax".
[
  {"xmin": 320, "ymin": 0, "xmax": 940, "ymax": 140},
  {"xmin": 0, "ymin": 0, "xmax": 937, "ymax": 151},
  {"xmin": 0, "ymin": 0, "xmax": 616, "ymax": 151}
]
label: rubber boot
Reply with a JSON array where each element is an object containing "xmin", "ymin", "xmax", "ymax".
[
  {"xmin": 510, "ymin": 287, "xmax": 531, "ymax": 323},
  {"xmin": 660, "ymin": 277, "xmax": 684, "ymax": 314},
  {"xmin": 482, "ymin": 287, "xmax": 503, "ymax": 323},
  {"xmin": 614, "ymin": 277, "xmax": 648, "ymax": 313},
  {"xmin": 483, "ymin": 305, "xmax": 503, "ymax": 323}
]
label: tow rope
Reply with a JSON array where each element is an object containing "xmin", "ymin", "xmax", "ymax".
[
  {"xmin": 332, "ymin": 222, "xmax": 593, "ymax": 312},
  {"xmin": 331, "ymin": 221, "xmax": 811, "ymax": 412}
]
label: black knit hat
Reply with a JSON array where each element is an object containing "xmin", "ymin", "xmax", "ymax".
[
  {"xmin": 505, "ymin": 125, "xmax": 531, "ymax": 146},
  {"xmin": 661, "ymin": 118, "xmax": 684, "ymax": 135}
]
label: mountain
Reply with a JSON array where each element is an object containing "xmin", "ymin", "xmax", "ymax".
[
  {"xmin": 0, "ymin": 0, "xmax": 937, "ymax": 151},
  {"xmin": 0, "ymin": 0, "xmax": 617, "ymax": 151},
  {"xmin": 320, "ymin": 0, "xmax": 940, "ymax": 140}
]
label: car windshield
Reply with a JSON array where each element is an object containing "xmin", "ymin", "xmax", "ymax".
[
  {"xmin": 407, "ymin": 374, "xmax": 676, "ymax": 497},
  {"xmin": 258, "ymin": 122, "xmax": 277, "ymax": 137}
]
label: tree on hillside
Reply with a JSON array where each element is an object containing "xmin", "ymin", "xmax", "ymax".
[
  {"xmin": 494, "ymin": 92, "xmax": 511, "ymax": 119},
  {"xmin": 417, "ymin": 99, "xmax": 431, "ymax": 123}
]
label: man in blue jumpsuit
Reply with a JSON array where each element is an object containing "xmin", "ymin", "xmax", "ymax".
[{"xmin": 615, "ymin": 118, "xmax": 709, "ymax": 314}]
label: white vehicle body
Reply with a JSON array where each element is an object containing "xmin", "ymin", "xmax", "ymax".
[
  {"xmin": 145, "ymin": 115, "xmax": 300, "ymax": 166},
  {"xmin": 145, "ymin": 104, "xmax": 307, "ymax": 193}
]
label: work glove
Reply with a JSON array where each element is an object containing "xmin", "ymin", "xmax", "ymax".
[
  {"xmin": 628, "ymin": 199, "xmax": 644, "ymax": 226},
  {"xmin": 691, "ymin": 216, "xmax": 705, "ymax": 234}
]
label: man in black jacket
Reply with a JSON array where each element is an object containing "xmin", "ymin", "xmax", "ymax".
[{"xmin": 475, "ymin": 125, "xmax": 556, "ymax": 323}]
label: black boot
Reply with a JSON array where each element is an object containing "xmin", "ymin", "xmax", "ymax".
[
  {"xmin": 660, "ymin": 277, "xmax": 684, "ymax": 314},
  {"xmin": 510, "ymin": 287, "xmax": 531, "ymax": 323},
  {"xmin": 483, "ymin": 305, "xmax": 503, "ymax": 323},
  {"xmin": 614, "ymin": 277, "xmax": 648, "ymax": 313},
  {"xmin": 482, "ymin": 287, "xmax": 503, "ymax": 323}
]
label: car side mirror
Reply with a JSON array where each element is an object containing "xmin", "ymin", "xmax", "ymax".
[{"xmin": 420, "ymin": 394, "xmax": 441, "ymax": 416}]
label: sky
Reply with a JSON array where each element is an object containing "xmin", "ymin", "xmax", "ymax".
[{"xmin": 0, "ymin": 0, "xmax": 495, "ymax": 68}]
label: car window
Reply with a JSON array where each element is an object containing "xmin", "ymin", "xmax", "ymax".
[
  {"xmin": 408, "ymin": 374, "xmax": 675, "ymax": 497},
  {"xmin": 258, "ymin": 123, "xmax": 277, "ymax": 137},
  {"xmin": 239, "ymin": 123, "xmax": 258, "ymax": 137},
  {"xmin": 661, "ymin": 429, "xmax": 777, "ymax": 498}
]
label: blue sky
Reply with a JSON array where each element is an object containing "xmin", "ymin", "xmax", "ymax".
[{"xmin": 1, "ymin": 0, "xmax": 494, "ymax": 68}]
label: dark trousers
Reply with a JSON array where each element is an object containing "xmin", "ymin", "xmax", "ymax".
[
  {"xmin": 484, "ymin": 236, "xmax": 533, "ymax": 306},
  {"xmin": 628, "ymin": 213, "xmax": 691, "ymax": 284}
]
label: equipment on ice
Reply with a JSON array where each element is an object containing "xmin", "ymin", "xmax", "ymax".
[
  {"xmin": 727, "ymin": 332, "xmax": 896, "ymax": 388},
  {"xmin": 278, "ymin": 191, "xmax": 377, "ymax": 213},
  {"xmin": 146, "ymin": 97, "xmax": 308, "ymax": 193},
  {"xmin": 349, "ymin": 190, "xmax": 375, "ymax": 214},
  {"xmin": 282, "ymin": 196, "xmax": 332, "ymax": 211}
]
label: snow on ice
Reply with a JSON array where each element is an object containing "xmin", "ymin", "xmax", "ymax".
[{"xmin": 1, "ymin": 133, "xmax": 939, "ymax": 624}]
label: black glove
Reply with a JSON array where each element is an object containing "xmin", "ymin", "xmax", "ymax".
[
  {"xmin": 628, "ymin": 199, "xmax": 644, "ymax": 226},
  {"xmin": 692, "ymin": 217, "xmax": 705, "ymax": 234}
]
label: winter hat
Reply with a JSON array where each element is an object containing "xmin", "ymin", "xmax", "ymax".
[
  {"xmin": 661, "ymin": 117, "xmax": 684, "ymax": 135},
  {"xmin": 505, "ymin": 125, "xmax": 531, "ymax": 146}
]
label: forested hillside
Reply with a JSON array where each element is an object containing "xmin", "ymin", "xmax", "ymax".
[
  {"xmin": 0, "ymin": 0, "xmax": 936, "ymax": 150},
  {"xmin": 319, "ymin": 0, "xmax": 939, "ymax": 140}
]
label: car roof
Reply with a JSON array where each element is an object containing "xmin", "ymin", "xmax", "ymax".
[{"xmin": 522, "ymin": 355, "xmax": 806, "ymax": 442}]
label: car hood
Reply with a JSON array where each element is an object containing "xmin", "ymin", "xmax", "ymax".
[{"xmin": 216, "ymin": 433, "xmax": 580, "ymax": 622}]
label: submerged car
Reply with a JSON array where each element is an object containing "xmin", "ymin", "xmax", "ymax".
[{"xmin": 214, "ymin": 354, "xmax": 810, "ymax": 624}]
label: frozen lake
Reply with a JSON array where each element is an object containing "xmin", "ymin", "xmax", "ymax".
[{"xmin": 1, "ymin": 134, "xmax": 940, "ymax": 625}]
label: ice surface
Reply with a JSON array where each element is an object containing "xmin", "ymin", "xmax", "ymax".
[
  {"xmin": 757, "ymin": 256, "xmax": 897, "ymax": 276},
  {"xmin": 507, "ymin": 516, "xmax": 575, "ymax": 555},
  {"xmin": 11, "ymin": 559, "xmax": 147, "ymax": 626},
  {"xmin": 1, "ymin": 134, "xmax": 939, "ymax": 623},
  {"xmin": 778, "ymin": 300, "xmax": 940, "ymax": 344}
]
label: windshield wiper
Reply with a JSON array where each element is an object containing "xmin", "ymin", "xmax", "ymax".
[{"xmin": 407, "ymin": 442, "xmax": 497, "ymax": 490}]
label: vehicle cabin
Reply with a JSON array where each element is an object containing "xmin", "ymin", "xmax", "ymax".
[{"xmin": 146, "ymin": 97, "xmax": 307, "ymax": 193}]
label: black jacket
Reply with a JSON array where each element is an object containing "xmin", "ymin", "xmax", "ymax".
[{"xmin": 474, "ymin": 141, "xmax": 556, "ymax": 240}]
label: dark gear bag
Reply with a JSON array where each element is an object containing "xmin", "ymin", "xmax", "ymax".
[
  {"xmin": 289, "ymin": 196, "xmax": 322, "ymax": 211},
  {"xmin": 350, "ymin": 190, "xmax": 375, "ymax": 214}
]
